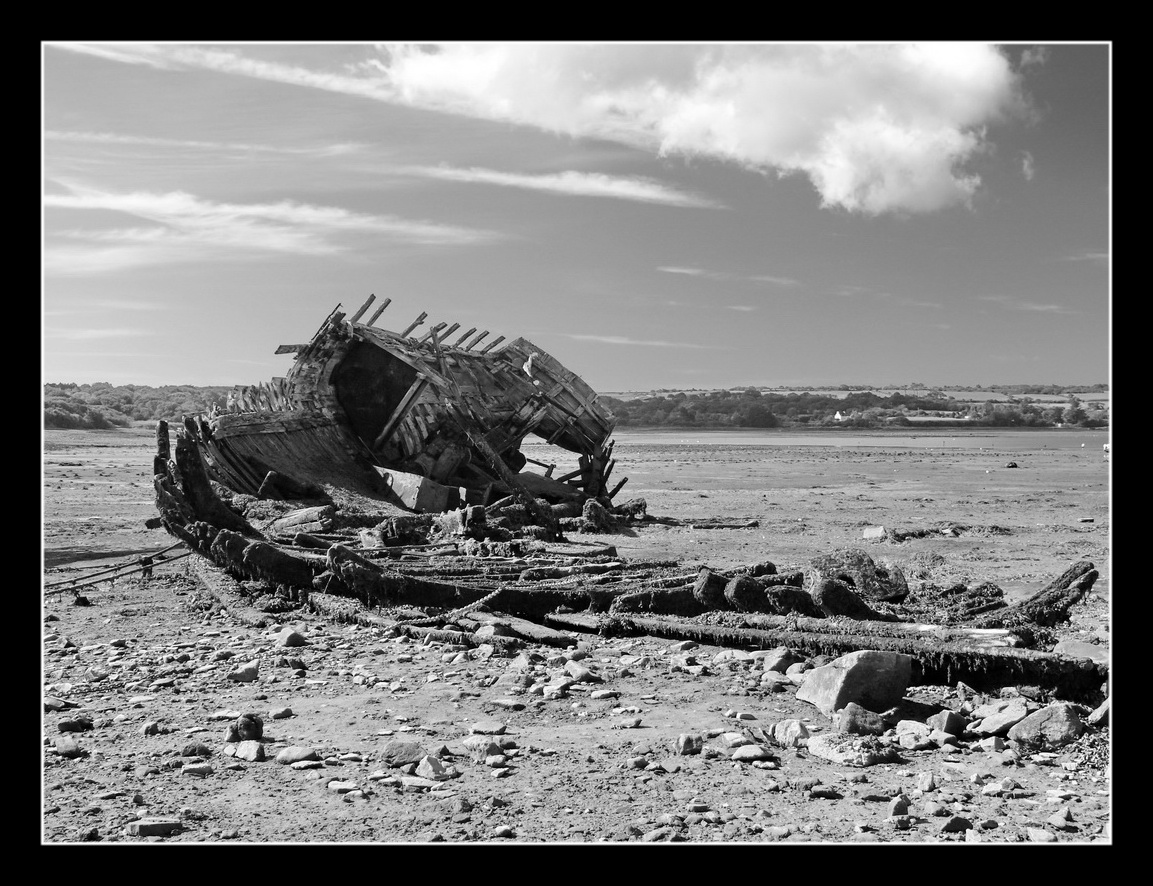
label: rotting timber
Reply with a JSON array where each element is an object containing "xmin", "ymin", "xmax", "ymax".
[{"xmin": 152, "ymin": 297, "xmax": 1107, "ymax": 702}]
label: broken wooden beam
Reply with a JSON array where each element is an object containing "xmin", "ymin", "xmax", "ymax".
[
  {"xmin": 543, "ymin": 612, "xmax": 1108, "ymax": 699},
  {"xmin": 479, "ymin": 335, "xmax": 506, "ymax": 354},
  {"xmin": 366, "ymin": 297, "xmax": 392, "ymax": 326},
  {"xmin": 349, "ymin": 293, "xmax": 376, "ymax": 323},
  {"xmin": 400, "ymin": 312, "xmax": 428, "ymax": 337}
]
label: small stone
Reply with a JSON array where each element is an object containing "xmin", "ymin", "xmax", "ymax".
[
  {"xmin": 275, "ymin": 746, "xmax": 320, "ymax": 765},
  {"xmin": 234, "ymin": 740, "xmax": 265, "ymax": 762},
  {"xmin": 468, "ymin": 720, "xmax": 507, "ymax": 736},
  {"xmin": 226, "ymin": 661, "xmax": 259, "ymax": 683},
  {"xmin": 674, "ymin": 733, "xmax": 703, "ymax": 756},
  {"xmin": 277, "ymin": 628, "xmax": 310, "ymax": 647},
  {"xmin": 181, "ymin": 763, "xmax": 213, "ymax": 778},
  {"xmin": 55, "ymin": 736, "xmax": 85, "ymax": 759},
  {"xmin": 125, "ymin": 818, "xmax": 182, "ymax": 837}
]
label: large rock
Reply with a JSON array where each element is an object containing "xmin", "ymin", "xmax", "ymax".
[
  {"xmin": 835, "ymin": 702, "xmax": 886, "ymax": 735},
  {"xmin": 809, "ymin": 549, "xmax": 909, "ymax": 603},
  {"xmin": 969, "ymin": 698, "xmax": 1030, "ymax": 736},
  {"xmin": 806, "ymin": 733, "xmax": 900, "ymax": 767},
  {"xmin": 811, "ymin": 578, "xmax": 890, "ymax": 620},
  {"xmin": 380, "ymin": 739, "xmax": 426, "ymax": 767},
  {"xmin": 796, "ymin": 650, "xmax": 914, "ymax": 718},
  {"xmin": 1006, "ymin": 703, "xmax": 1087, "ymax": 750}
]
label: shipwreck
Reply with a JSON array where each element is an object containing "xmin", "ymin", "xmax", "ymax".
[{"xmin": 151, "ymin": 297, "xmax": 1107, "ymax": 703}]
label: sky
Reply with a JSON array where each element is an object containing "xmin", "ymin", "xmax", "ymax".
[{"xmin": 42, "ymin": 42, "xmax": 1110, "ymax": 393}]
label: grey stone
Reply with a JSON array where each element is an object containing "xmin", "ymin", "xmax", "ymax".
[
  {"xmin": 1088, "ymin": 697, "xmax": 1109, "ymax": 727},
  {"xmin": 731, "ymin": 744, "xmax": 773, "ymax": 762},
  {"xmin": 234, "ymin": 740, "xmax": 265, "ymax": 762},
  {"xmin": 674, "ymin": 733, "xmax": 703, "ymax": 755},
  {"xmin": 125, "ymin": 818, "xmax": 182, "ymax": 837},
  {"xmin": 811, "ymin": 578, "xmax": 890, "ymax": 620},
  {"xmin": 835, "ymin": 702, "xmax": 886, "ymax": 735},
  {"xmin": 796, "ymin": 650, "xmax": 914, "ymax": 717},
  {"xmin": 809, "ymin": 548, "xmax": 909, "ymax": 603},
  {"xmin": 806, "ymin": 733, "xmax": 900, "ymax": 767},
  {"xmin": 969, "ymin": 698, "xmax": 1030, "ymax": 736},
  {"xmin": 235, "ymin": 713, "xmax": 263, "ymax": 741},
  {"xmin": 55, "ymin": 736, "xmax": 85, "ymax": 758},
  {"xmin": 277, "ymin": 627, "xmax": 310, "ymax": 647},
  {"xmin": 1006, "ymin": 703, "xmax": 1087, "ymax": 750},
  {"xmin": 468, "ymin": 719, "xmax": 507, "ymax": 735},
  {"xmin": 926, "ymin": 709, "xmax": 967, "ymax": 736},
  {"xmin": 275, "ymin": 745, "xmax": 320, "ymax": 765},
  {"xmin": 226, "ymin": 661, "xmax": 259, "ymax": 683},
  {"xmin": 760, "ymin": 647, "xmax": 805, "ymax": 673},
  {"xmin": 770, "ymin": 719, "xmax": 810, "ymax": 747},
  {"xmin": 380, "ymin": 739, "xmax": 426, "ymax": 767}
]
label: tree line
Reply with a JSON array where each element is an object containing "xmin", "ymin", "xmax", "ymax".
[
  {"xmin": 600, "ymin": 388, "xmax": 1108, "ymax": 430},
  {"xmin": 43, "ymin": 382, "xmax": 1108, "ymax": 431},
  {"xmin": 43, "ymin": 383, "xmax": 232, "ymax": 429}
]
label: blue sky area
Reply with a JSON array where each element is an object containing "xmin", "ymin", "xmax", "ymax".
[{"xmin": 42, "ymin": 42, "xmax": 1110, "ymax": 392}]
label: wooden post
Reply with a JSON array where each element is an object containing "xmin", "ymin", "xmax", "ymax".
[
  {"xmin": 154, "ymin": 421, "xmax": 170, "ymax": 477},
  {"xmin": 419, "ymin": 321, "xmax": 448, "ymax": 343},
  {"xmin": 453, "ymin": 327, "xmax": 477, "ymax": 347},
  {"xmin": 464, "ymin": 330, "xmax": 489, "ymax": 350},
  {"xmin": 366, "ymin": 297, "xmax": 392, "ymax": 326},
  {"xmin": 479, "ymin": 335, "xmax": 506, "ymax": 354},
  {"xmin": 606, "ymin": 476, "xmax": 628, "ymax": 500},
  {"xmin": 400, "ymin": 312, "xmax": 428, "ymax": 337},
  {"xmin": 349, "ymin": 294, "xmax": 376, "ymax": 323}
]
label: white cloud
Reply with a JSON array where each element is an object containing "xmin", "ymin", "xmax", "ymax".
[
  {"xmin": 55, "ymin": 42, "xmax": 1034, "ymax": 216},
  {"xmin": 1021, "ymin": 149, "xmax": 1035, "ymax": 181},
  {"xmin": 727, "ymin": 305, "xmax": 756, "ymax": 312},
  {"xmin": 1063, "ymin": 251, "xmax": 1109, "ymax": 263},
  {"xmin": 46, "ymin": 327, "xmax": 149, "ymax": 340},
  {"xmin": 371, "ymin": 43, "xmax": 1031, "ymax": 215},
  {"xmin": 563, "ymin": 333, "xmax": 714, "ymax": 349},
  {"xmin": 43, "ymin": 182, "xmax": 497, "ymax": 274},
  {"xmin": 45, "ymin": 129, "xmax": 362, "ymax": 157},
  {"xmin": 658, "ymin": 266, "xmax": 799, "ymax": 286},
  {"xmin": 408, "ymin": 165, "xmax": 722, "ymax": 208}
]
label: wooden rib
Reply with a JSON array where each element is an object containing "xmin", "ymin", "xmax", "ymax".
[
  {"xmin": 274, "ymin": 344, "xmax": 307, "ymax": 355},
  {"xmin": 349, "ymin": 294, "xmax": 376, "ymax": 323},
  {"xmin": 372, "ymin": 378, "xmax": 430, "ymax": 449},
  {"xmin": 400, "ymin": 311, "xmax": 428, "ymax": 337},
  {"xmin": 464, "ymin": 330, "xmax": 489, "ymax": 350},
  {"xmin": 366, "ymin": 297, "xmax": 392, "ymax": 326},
  {"xmin": 453, "ymin": 327, "xmax": 477, "ymax": 347},
  {"xmin": 479, "ymin": 335, "xmax": 506, "ymax": 354},
  {"xmin": 419, "ymin": 321, "xmax": 448, "ymax": 343}
]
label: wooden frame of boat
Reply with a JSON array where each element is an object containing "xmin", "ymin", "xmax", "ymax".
[{"xmin": 184, "ymin": 295, "xmax": 620, "ymax": 512}]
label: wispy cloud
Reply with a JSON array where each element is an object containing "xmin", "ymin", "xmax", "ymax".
[
  {"xmin": 46, "ymin": 327, "xmax": 150, "ymax": 340},
  {"xmin": 407, "ymin": 166, "xmax": 723, "ymax": 208},
  {"xmin": 977, "ymin": 294, "xmax": 1077, "ymax": 314},
  {"xmin": 43, "ymin": 182, "xmax": 498, "ymax": 275},
  {"xmin": 727, "ymin": 305, "xmax": 757, "ymax": 312},
  {"xmin": 1063, "ymin": 250, "xmax": 1109, "ymax": 264},
  {"xmin": 563, "ymin": 333, "xmax": 715, "ymax": 349},
  {"xmin": 45, "ymin": 129, "xmax": 362, "ymax": 157},
  {"xmin": 657, "ymin": 266, "xmax": 800, "ymax": 286},
  {"xmin": 54, "ymin": 42, "xmax": 1036, "ymax": 216},
  {"xmin": 1021, "ymin": 149, "xmax": 1035, "ymax": 181}
]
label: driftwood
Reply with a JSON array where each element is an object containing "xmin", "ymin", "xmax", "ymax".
[
  {"xmin": 543, "ymin": 611, "xmax": 1107, "ymax": 700},
  {"xmin": 970, "ymin": 561, "xmax": 1098, "ymax": 629}
]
